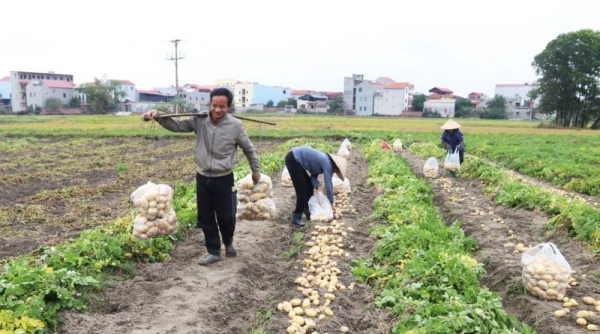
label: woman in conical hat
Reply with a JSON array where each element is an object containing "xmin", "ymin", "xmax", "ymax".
[
  {"xmin": 440, "ymin": 119, "xmax": 465, "ymax": 164},
  {"xmin": 284, "ymin": 146, "xmax": 347, "ymax": 227}
]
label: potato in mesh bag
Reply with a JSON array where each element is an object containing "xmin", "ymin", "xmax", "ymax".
[{"xmin": 521, "ymin": 243, "xmax": 571, "ymax": 301}]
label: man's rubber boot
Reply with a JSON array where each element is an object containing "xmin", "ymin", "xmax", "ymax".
[
  {"xmin": 225, "ymin": 244, "xmax": 237, "ymax": 258},
  {"xmin": 198, "ymin": 254, "xmax": 222, "ymax": 266},
  {"xmin": 291, "ymin": 213, "xmax": 305, "ymax": 227},
  {"xmin": 304, "ymin": 208, "xmax": 311, "ymax": 221}
]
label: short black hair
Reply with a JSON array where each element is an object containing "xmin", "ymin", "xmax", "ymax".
[{"xmin": 210, "ymin": 87, "xmax": 234, "ymax": 107}]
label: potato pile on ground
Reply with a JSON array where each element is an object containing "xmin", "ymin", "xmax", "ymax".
[
  {"xmin": 333, "ymin": 192, "xmax": 354, "ymax": 219},
  {"xmin": 332, "ymin": 175, "xmax": 351, "ymax": 195},
  {"xmin": 130, "ymin": 182, "xmax": 178, "ymax": 240},
  {"xmin": 236, "ymin": 173, "xmax": 277, "ymax": 220},
  {"xmin": 276, "ymin": 219, "xmax": 356, "ymax": 334},
  {"xmin": 554, "ymin": 296, "xmax": 600, "ymax": 330}
]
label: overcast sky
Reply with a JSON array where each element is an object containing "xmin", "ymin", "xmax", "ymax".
[{"xmin": 2, "ymin": 0, "xmax": 598, "ymax": 97}]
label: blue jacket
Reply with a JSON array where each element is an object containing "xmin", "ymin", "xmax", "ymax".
[
  {"xmin": 441, "ymin": 130, "xmax": 464, "ymax": 151},
  {"xmin": 291, "ymin": 146, "xmax": 335, "ymax": 204}
]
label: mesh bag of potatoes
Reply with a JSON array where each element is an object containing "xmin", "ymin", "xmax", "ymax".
[
  {"xmin": 393, "ymin": 139, "xmax": 403, "ymax": 153},
  {"xmin": 281, "ymin": 167, "xmax": 293, "ymax": 188},
  {"xmin": 130, "ymin": 182, "xmax": 178, "ymax": 240},
  {"xmin": 332, "ymin": 174, "xmax": 351, "ymax": 195},
  {"xmin": 236, "ymin": 173, "xmax": 277, "ymax": 220},
  {"xmin": 521, "ymin": 243, "xmax": 572, "ymax": 301},
  {"xmin": 423, "ymin": 157, "xmax": 439, "ymax": 178}
]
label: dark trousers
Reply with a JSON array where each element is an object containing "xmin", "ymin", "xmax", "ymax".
[
  {"xmin": 196, "ymin": 172, "xmax": 237, "ymax": 255},
  {"xmin": 285, "ymin": 151, "xmax": 313, "ymax": 214}
]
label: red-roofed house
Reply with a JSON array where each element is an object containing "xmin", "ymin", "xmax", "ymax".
[
  {"xmin": 291, "ymin": 90, "xmax": 313, "ymax": 99},
  {"xmin": 375, "ymin": 76, "xmax": 395, "ymax": 86},
  {"xmin": 26, "ymin": 79, "xmax": 76, "ymax": 110},
  {"xmin": 9, "ymin": 70, "xmax": 74, "ymax": 112},
  {"xmin": 116, "ymin": 80, "xmax": 136, "ymax": 102},
  {"xmin": 372, "ymin": 82, "xmax": 415, "ymax": 116}
]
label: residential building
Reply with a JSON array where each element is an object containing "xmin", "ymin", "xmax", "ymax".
[
  {"xmin": 297, "ymin": 94, "xmax": 329, "ymax": 113},
  {"xmin": 233, "ymin": 82, "xmax": 291, "ymax": 107},
  {"xmin": 26, "ymin": 79, "xmax": 76, "ymax": 109},
  {"xmin": 373, "ymin": 82, "xmax": 414, "ymax": 116},
  {"xmin": 0, "ymin": 76, "xmax": 11, "ymax": 106},
  {"xmin": 495, "ymin": 83, "xmax": 540, "ymax": 120},
  {"xmin": 178, "ymin": 90, "xmax": 210, "ymax": 110},
  {"xmin": 153, "ymin": 86, "xmax": 177, "ymax": 95},
  {"xmin": 291, "ymin": 90, "xmax": 314, "ymax": 100},
  {"xmin": 116, "ymin": 80, "xmax": 136, "ymax": 102},
  {"xmin": 215, "ymin": 79, "xmax": 238, "ymax": 91},
  {"xmin": 467, "ymin": 92, "xmax": 490, "ymax": 108},
  {"xmin": 424, "ymin": 87, "xmax": 455, "ymax": 117},
  {"xmin": 9, "ymin": 70, "xmax": 74, "ymax": 112},
  {"xmin": 343, "ymin": 74, "xmax": 414, "ymax": 116},
  {"xmin": 137, "ymin": 90, "xmax": 174, "ymax": 103}
]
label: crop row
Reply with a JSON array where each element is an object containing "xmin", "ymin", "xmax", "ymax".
[{"xmin": 351, "ymin": 140, "xmax": 534, "ymax": 333}]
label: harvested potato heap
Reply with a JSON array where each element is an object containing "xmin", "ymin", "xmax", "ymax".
[
  {"xmin": 393, "ymin": 139, "xmax": 403, "ymax": 153},
  {"xmin": 281, "ymin": 167, "xmax": 293, "ymax": 187},
  {"xmin": 521, "ymin": 243, "xmax": 572, "ymax": 301},
  {"xmin": 236, "ymin": 173, "xmax": 277, "ymax": 220},
  {"xmin": 555, "ymin": 296, "xmax": 600, "ymax": 330},
  {"xmin": 276, "ymin": 219, "xmax": 356, "ymax": 334},
  {"xmin": 333, "ymin": 192, "xmax": 355, "ymax": 219},
  {"xmin": 332, "ymin": 174, "xmax": 351, "ymax": 195},
  {"xmin": 130, "ymin": 182, "xmax": 178, "ymax": 240},
  {"xmin": 423, "ymin": 157, "xmax": 439, "ymax": 178},
  {"xmin": 444, "ymin": 150, "xmax": 461, "ymax": 172}
]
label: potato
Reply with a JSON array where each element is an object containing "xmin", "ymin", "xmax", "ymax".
[
  {"xmin": 291, "ymin": 299, "xmax": 302, "ymax": 307},
  {"xmin": 577, "ymin": 318, "xmax": 588, "ymax": 326},
  {"xmin": 554, "ymin": 309, "xmax": 567, "ymax": 317},
  {"xmin": 583, "ymin": 297, "xmax": 596, "ymax": 305},
  {"xmin": 588, "ymin": 324, "xmax": 600, "ymax": 331},
  {"xmin": 340, "ymin": 326, "xmax": 349, "ymax": 333}
]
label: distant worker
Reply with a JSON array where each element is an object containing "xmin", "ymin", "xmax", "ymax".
[
  {"xmin": 440, "ymin": 119, "xmax": 465, "ymax": 164},
  {"xmin": 284, "ymin": 146, "xmax": 347, "ymax": 227}
]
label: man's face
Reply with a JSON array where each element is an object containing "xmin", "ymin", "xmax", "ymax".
[{"xmin": 210, "ymin": 95, "xmax": 229, "ymax": 119}]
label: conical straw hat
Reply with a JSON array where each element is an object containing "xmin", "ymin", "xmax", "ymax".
[
  {"xmin": 326, "ymin": 154, "xmax": 347, "ymax": 181},
  {"xmin": 441, "ymin": 119, "xmax": 461, "ymax": 130}
]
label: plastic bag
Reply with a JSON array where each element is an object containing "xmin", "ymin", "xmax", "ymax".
[
  {"xmin": 236, "ymin": 173, "xmax": 276, "ymax": 220},
  {"xmin": 332, "ymin": 174, "xmax": 351, "ymax": 195},
  {"xmin": 308, "ymin": 192, "xmax": 334, "ymax": 222},
  {"xmin": 393, "ymin": 139, "xmax": 402, "ymax": 153},
  {"xmin": 130, "ymin": 182, "xmax": 176, "ymax": 239},
  {"xmin": 444, "ymin": 149, "xmax": 461, "ymax": 172},
  {"xmin": 521, "ymin": 243, "xmax": 572, "ymax": 301},
  {"xmin": 381, "ymin": 140, "xmax": 391, "ymax": 151},
  {"xmin": 337, "ymin": 145, "xmax": 350, "ymax": 158},
  {"xmin": 423, "ymin": 157, "xmax": 439, "ymax": 178},
  {"xmin": 281, "ymin": 167, "xmax": 293, "ymax": 187},
  {"xmin": 341, "ymin": 138, "xmax": 352, "ymax": 150}
]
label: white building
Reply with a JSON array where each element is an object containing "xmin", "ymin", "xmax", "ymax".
[
  {"xmin": 373, "ymin": 82, "xmax": 414, "ymax": 116},
  {"xmin": 424, "ymin": 99, "xmax": 455, "ymax": 117},
  {"xmin": 116, "ymin": 80, "xmax": 137, "ymax": 102},
  {"xmin": 233, "ymin": 82, "xmax": 291, "ymax": 107},
  {"xmin": 494, "ymin": 83, "xmax": 540, "ymax": 108},
  {"xmin": 25, "ymin": 79, "xmax": 76, "ymax": 109},
  {"xmin": 9, "ymin": 71, "xmax": 74, "ymax": 112},
  {"xmin": 344, "ymin": 74, "xmax": 414, "ymax": 116}
]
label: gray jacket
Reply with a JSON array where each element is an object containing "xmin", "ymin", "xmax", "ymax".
[{"xmin": 155, "ymin": 113, "xmax": 260, "ymax": 177}]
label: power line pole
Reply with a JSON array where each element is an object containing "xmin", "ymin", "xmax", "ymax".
[{"xmin": 167, "ymin": 39, "xmax": 185, "ymax": 113}]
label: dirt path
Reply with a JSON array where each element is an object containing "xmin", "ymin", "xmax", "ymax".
[
  {"xmin": 58, "ymin": 148, "xmax": 394, "ymax": 334},
  {"xmin": 400, "ymin": 150, "xmax": 600, "ymax": 334}
]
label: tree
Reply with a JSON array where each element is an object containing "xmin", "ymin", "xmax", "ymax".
[
  {"xmin": 286, "ymin": 98, "xmax": 297, "ymax": 108},
  {"xmin": 412, "ymin": 94, "xmax": 427, "ymax": 111},
  {"xmin": 486, "ymin": 95, "xmax": 507, "ymax": 111},
  {"xmin": 68, "ymin": 96, "xmax": 80, "ymax": 108},
  {"xmin": 455, "ymin": 98, "xmax": 474, "ymax": 115},
  {"xmin": 480, "ymin": 108, "xmax": 507, "ymax": 119},
  {"xmin": 328, "ymin": 95, "xmax": 343, "ymax": 113},
  {"xmin": 276, "ymin": 100, "xmax": 286, "ymax": 108},
  {"xmin": 266, "ymin": 100, "xmax": 274, "ymax": 107},
  {"xmin": 532, "ymin": 29, "xmax": 600, "ymax": 129},
  {"xmin": 44, "ymin": 97, "xmax": 62, "ymax": 110},
  {"xmin": 77, "ymin": 78, "xmax": 127, "ymax": 114}
]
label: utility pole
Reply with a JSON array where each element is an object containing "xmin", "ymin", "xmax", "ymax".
[{"xmin": 167, "ymin": 39, "xmax": 185, "ymax": 114}]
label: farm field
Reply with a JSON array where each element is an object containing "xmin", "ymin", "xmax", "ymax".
[{"xmin": 1, "ymin": 114, "xmax": 600, "ymax": 334}]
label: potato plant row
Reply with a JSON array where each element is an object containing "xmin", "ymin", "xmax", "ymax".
[{"xmin": 351, "ymin": 140, "xmax": 534, "ymax": 333}]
